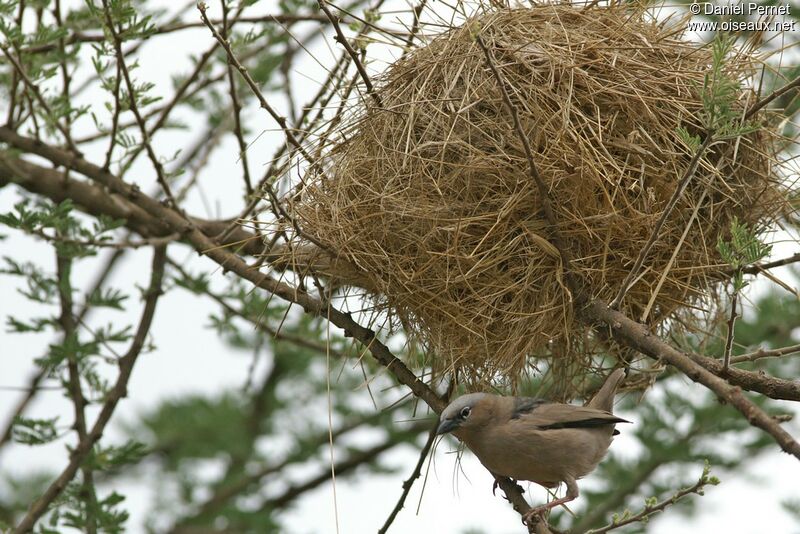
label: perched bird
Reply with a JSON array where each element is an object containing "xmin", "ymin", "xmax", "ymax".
[{"xmin": 436, "ymin": 369, "xmax": 629, "ymax": 523}]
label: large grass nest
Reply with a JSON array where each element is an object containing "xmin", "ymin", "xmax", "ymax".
[{"xmin": 291, "ymin": 5, "xmax": 787, "ymax": 387}]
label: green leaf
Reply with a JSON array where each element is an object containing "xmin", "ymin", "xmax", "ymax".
[
  {"xmin": 12, "ymin": 416, "xmax": 60, "ymax": 445},
  {"xmin": 86, "ymin": 287, "xmax": 128, "ymax": 310},
  {"xmin": 93, "ymin": 441, "xmax": 149, "ymax": 471},
  {"xmin": 676, "ymin": 126, "xmax": 701, "ymax": 152}
]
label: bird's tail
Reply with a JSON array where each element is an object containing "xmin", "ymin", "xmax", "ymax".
[{"xmin": 587, "ymin": 368, "xmax": 626, "ymax": 412}]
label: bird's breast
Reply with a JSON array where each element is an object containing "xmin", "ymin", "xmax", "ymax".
[{"xmin": 461, "ymin": 424, "xmax": 614, "ymax": 484}]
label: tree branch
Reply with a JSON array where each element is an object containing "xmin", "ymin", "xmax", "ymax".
[
  {"xmin": 169, "ymin": 406, "xmax": 409, "ymax": 531},
  {"xmin": 20, "ymin": 14, "xmax": 331, "ymax": 55},
  {"xmin": 0, "ymin": 370, "xmax": 46, "ymax": 449},
  {"xmin": 55, "ymin": 252, "xmax": 98, "ymax": 534},
  {"xmin": 262, "ymin": 422, "xmax": 428, "ymax": 512},
  {"xmin": 13, "ymin": 245, "xmax": 167, "ymax": 533},
  {"xmin": 0, "ymin": 126, "xmax": 573, "ymax": 528},
  {"xmin": 584, "ymin": 300, "xmax": 800, "ymax": 460},
  {"xmin": 4, "ymin": 0, "xmax": 25, "ymax": 127},
  {"xmin": 220, "ymin": 0, "xmax": 253, "ymax": 198},
  {"xmin": 0, "ymin": 126, "xmax": 444, "ymax": 414},
  {"xmin": 569, "ymin": 459, "xmax": 664, "ymax": 532},
  {"xmin": 586, "ymin": 463, "xmax": 717, "ymax": 533},
  {"xmin": 722, "ymin": 289, "xmax": 738, "ymax": 370},
  {"xmin": 0, "ymin": 153, "xmax": 262, "ymax": 255},
  {"xmin": 167, "ymin": 257, "xmax": 348, "ymax": 358},
  {"xmin": 0, "ymin": 43, "xmax": 80, "ymax": 153},
  {"xmin": 197, "ymin": 1, "xmax": 333, "ymax": 255},
  {"xmin": 196, "ymin": 2, "xmax": 316, "ymax": 168},
  {"xmin": 690, "ymin": 352, "xmax": 800, "ymax": 402},
  {"xmin": 0, "ymin": 247, "xmax": 126, "ymax": 453}
]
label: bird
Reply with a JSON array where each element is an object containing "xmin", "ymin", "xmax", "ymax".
[{"xmin": 436, "ymin": 369, "xmax": 629, "ymax": 524}]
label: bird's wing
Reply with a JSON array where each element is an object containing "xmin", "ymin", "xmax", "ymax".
[
  {"xmin": 510, "ymin": 397, "xmax": 548, "ymax": 419},
  {"xmin": 512, "ymin": 401, "xmax": 629, "ymax": 430}
]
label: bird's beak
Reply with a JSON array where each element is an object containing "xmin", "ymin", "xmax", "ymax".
[{"xmin": 436, "ymin": 418, "xmax": 459, "ymax": 435}]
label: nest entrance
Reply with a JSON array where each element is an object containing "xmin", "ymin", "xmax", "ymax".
[{"xmin": 291, "ymin": 5, "xmax": 785, "ymax": 387}]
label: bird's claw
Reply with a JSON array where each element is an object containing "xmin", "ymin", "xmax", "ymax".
[
  {"xmin": 521, "ymin": 506, "xmax": 548, "ymax": 526},
  {"xmin": 492, "ymin": 477, "xmax": 523, "ymax": 499}
]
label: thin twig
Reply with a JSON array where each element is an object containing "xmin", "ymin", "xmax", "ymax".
[
  {"xmin": 722, "ymin": 289, "xmax": 738, "ymax": 371},
  {"xmin": 731, "ymin": 343, "xmax": 800, "ymax": 364},
  {"xmin": 0, "ymin": 125, "xmax": 548, "ymax": 528},
  {"xmin": 197, "ymin": 3, "xmax": 316, "ymax": 167},
  {"xmin": 221, "ymin": 0, "xmax": 254, "ymax": 198},
  {"xmin": 0, "ymin": 125, "xmax": 444, "ymax": 416},
  {"xmin": 114, "ymin": 0, "xmax": 262, "ymax": 177},
  {"xmin": 318, "ymin": 0, "xmax": 382, "ymax": 107},
  {"xmin": 570, "ymin": 457, "xmax": 669, "ymax": 532},
  {"xmin": 475, "ymin": 35, "xmax": 573, "ymax": 281},
  {"xmin": 14, "ymin": 245, "xmax": 167, "ymax": 534},
  {"xmin": 102, "ymin": 60, "xmax": 123, "ymax": 171},
  {"xmin": 0, "ymin": 370, "xmax": 45, "ymax": 449},
  {"xmin": 758, "ymin": 268, "xmax": 799, "ymax": 299},
  {"xmin": 167, "ymin": 257, "xmax": 346, "ymax": 358},
  {"xmin": 0, "ymin": 248, "xmax": 126, "ymax": 452},
  {"xmin": 326, "ymin": 2, "xmax": 409, "ymax": 40},
  {"xmin": 101, "ymin": 0, "xmax": 178, "ymax": 207},
  {"xmin": 75, "ymin": 45, "xmax": 233, "ymax": 146},
  {"xmin": 744, "ymin": 74, "xmax": 800, "ymax": 120},
  {"xmin": 214, "ymin": 54, "xmax": 350, "ymax": 244},
  {"xmin": 209, "ymin": 28, "xmax": 352, "ymax": 244},
  {"xmin": 401, "ymin": 0, "xmax": 428, "ymax": 57},
  {"xmin": 117, "ymin": 41, "xmax": 220, "ymax": 177},
  {"xmin": 54, "ymin": 0, "xmax": 76, "ymax": 167},
  {"xmin": 74, "ymin": 16, "xmax": 326, "ymax": 146},
  {"xmin": 197, "ymin": 1, "xmax": 334, "ymax": 255},
  {"xmin": 4, "ymin": 0, "xmax": 25, "ymax": 126},
  {"xmin": 740, "ymin": 252, "xmax": 800, "ymax": 274},
  {"xmin": 378, "ymin": 421, "xmax": 438, "ymax": 533},
  {"xmin": 66, "ymin": 2, "xmax": 198, "ymax": 98},
  {"xmin": 30, "ymin": 228, "xmax": 179, "ymax": 250},
  {"xmin": 0, "ymin": 43, "xmax": 80, "ymax": 153},
  {"xmin": 586, "ymin": 465, "xmax": 715, "ymax": 533},
  {"xmin": 610, "ymin": 134, "xmax": 713, "ymax": 309}
]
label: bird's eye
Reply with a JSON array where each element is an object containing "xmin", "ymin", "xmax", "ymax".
[{"xmin": 460, "ymin": 406, "xmax": 471, "ymax": 419}]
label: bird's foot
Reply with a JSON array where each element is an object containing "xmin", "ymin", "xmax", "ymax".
[{"xmin": 521, "ymin": 506, "xmax": 548, "ymax": 526}]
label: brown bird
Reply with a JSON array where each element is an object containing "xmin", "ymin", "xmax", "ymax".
[{"xmin": 436, "ymin": 369, "xmax": 629, "ymax": 523}]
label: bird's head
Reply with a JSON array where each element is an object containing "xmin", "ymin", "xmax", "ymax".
[{"xmin": 436, "ymin": 392, "xmax": 496, "ymax": 436}]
